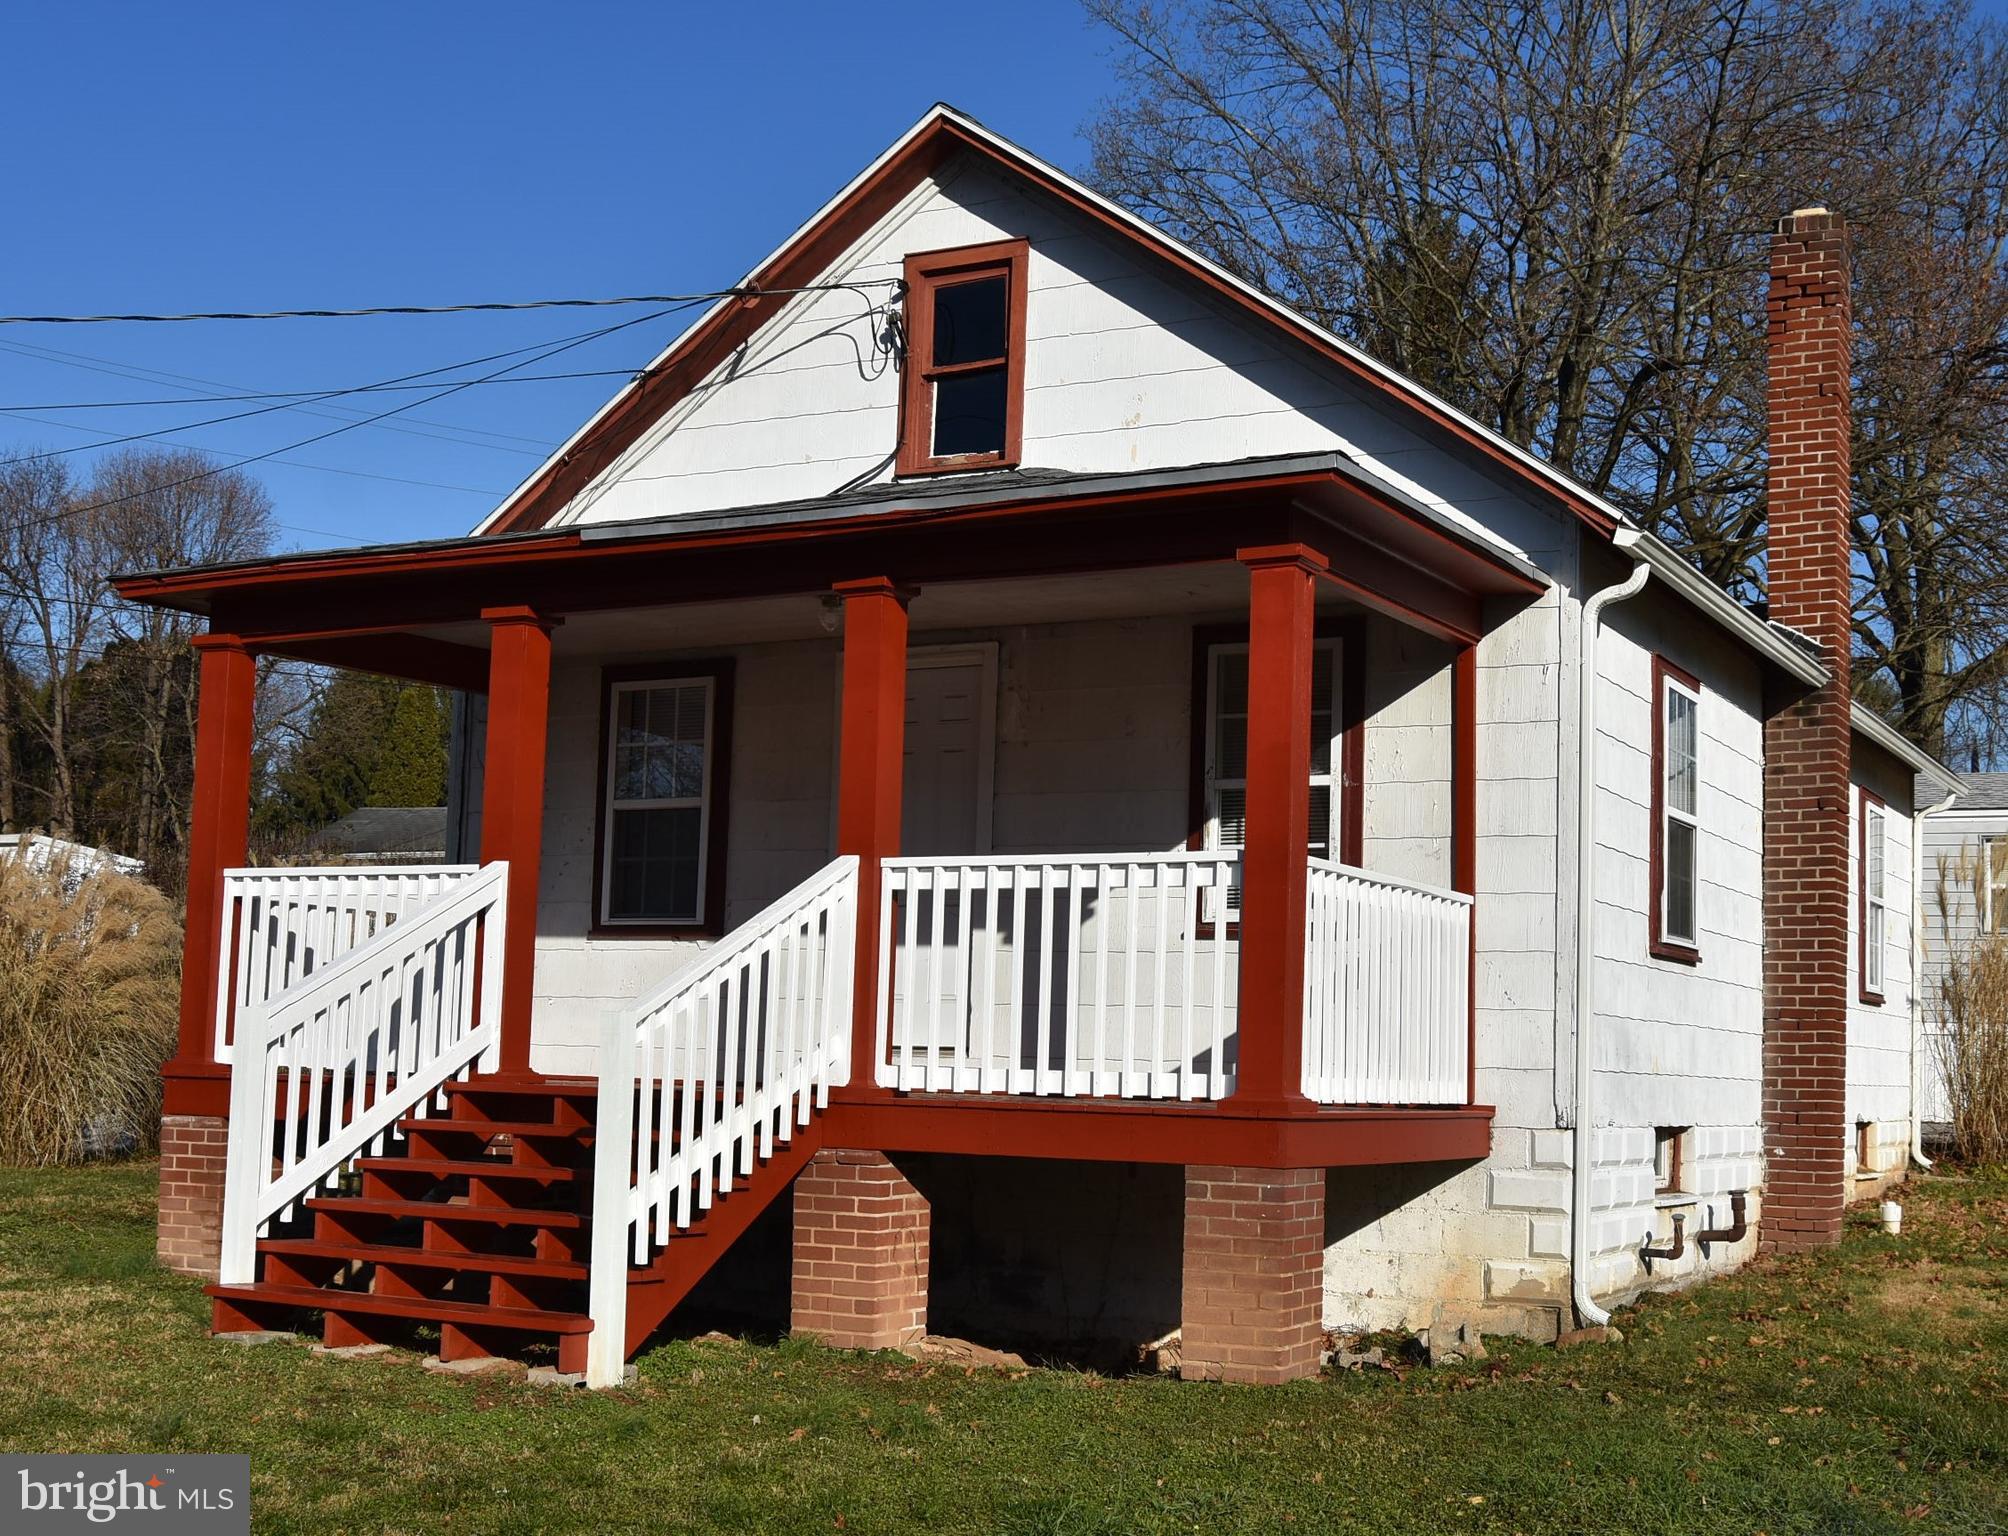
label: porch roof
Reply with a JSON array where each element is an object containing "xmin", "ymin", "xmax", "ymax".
[{"xmin": 113, "ymin": 449, "xmax": 1548, "ymax": 611}]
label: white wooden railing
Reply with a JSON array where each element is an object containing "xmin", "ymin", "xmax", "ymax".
[
  {"xmin": 214, "ymin": 865, "xmax": 480, "ymax": 1057},
  {"xmin": 588, "ymin": 855, "xmax": 858, "ymax": 1387},
  {"xmin": 874, "ymin": 852, "xmax": 1241, "ymax": 1100},
  {"xmin": 1303, "ymin": 857, "xmax": 1471, "ymax": 1105},
  {"xmin": 217, "ymin": 862, "xmax": 508, "ymax": 1287}
]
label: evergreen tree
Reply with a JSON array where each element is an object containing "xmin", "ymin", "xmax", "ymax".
[{"xmin": 256, "ymin": 675, "xmax": 450, "ymax": 843}]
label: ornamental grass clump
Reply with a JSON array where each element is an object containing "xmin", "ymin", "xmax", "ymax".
[
  {"xmin": 1933, "ymin": 849, "xmax": 2008, "ymax": 1165},
  {"xmin": 0, "ymin": 851, "xmax": 180, "ymax": 1165}
]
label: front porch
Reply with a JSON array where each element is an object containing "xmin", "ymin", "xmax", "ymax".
[{"xmin": 123, "ymin": 453, "xmax": 1543, "ymax": 1382}]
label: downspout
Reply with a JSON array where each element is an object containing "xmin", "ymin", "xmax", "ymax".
[
  {"xmin": 1910, "ymin": 785, "xmax": 1959, "ymax": 1170},
  {"xmin": 1571, "ymin": 528, "xmax": 1650, "ymax": 1328}
]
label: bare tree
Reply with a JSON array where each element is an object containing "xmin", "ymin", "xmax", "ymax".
[
  {"xmin": 0, "ymin": 455, "xmax": 93, "ymax": 833},
  {"xmin": 0, "ymin": 448, "xmax": 273, "ymax": 888},
  {"xmin": 1086, "ymin": 0, "xmax": 2008, "ymax": 757}
]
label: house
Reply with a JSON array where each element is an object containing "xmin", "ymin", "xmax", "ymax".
[
  {"xmin": 0, "ymin": 831, "xmax": 146, "ymax": 886},
  {"xmin": 305, "ymin": 805, "xmax": 450, "ymax": 865},
  {"xmin": 114, "ymin": 107, "xmax": 1959, "ymax": 1388},
  {"xmin": 1912, "ymin": 771, "xmax": 2008, "ymax": 1135}
]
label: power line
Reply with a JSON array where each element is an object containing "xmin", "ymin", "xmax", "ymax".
[
  {"xmin": 0, "ymin": 337, "xmax": 559, "ymax": 453},
  {"xmin": 1, "ymin": 409, "xmax": 506, "ymax": 497},
  {"xmin": 5, "ymin": 302, "xmax": 701, "ymax": 537},
  {"xmin": 0, "ymin": 369, "xmax": 648, "ymax": 413},
  {"xmin": 0, "ymin": 321, "xmax": 630, "ymax": 467},
  {"xmin": 0, "ymin": 281, "xmax": 902, "ymax": 327}
]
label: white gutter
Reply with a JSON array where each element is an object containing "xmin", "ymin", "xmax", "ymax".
[
  {"xmin": 1852, "ymin": 703, "xmax": 1964, "ymax": 800},
  {"xmin": 1629, "ymin": 534, "xmax": 1822, "ymax": 686},
  {"xmin": 1910, "ymin": 784, "xmax": 1961, "ymax": 1169},
  {"xmin": 1571, "ymin": 529, "xmax": 1652, "ymax": 1328}
]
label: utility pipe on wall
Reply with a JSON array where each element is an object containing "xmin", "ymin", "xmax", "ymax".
[
  {"xmin": 1910, "ymin": 784, "xmax": 1960, "ymax": 1171},
  {"xmin": 1571, "ymin": 528, "xmax": 1650, "ymax": 1328}
]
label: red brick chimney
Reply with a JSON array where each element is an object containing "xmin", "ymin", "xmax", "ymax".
[{"xmin": 1760, "ymin": 207, "xmax": 1854, "ymax": 1252}]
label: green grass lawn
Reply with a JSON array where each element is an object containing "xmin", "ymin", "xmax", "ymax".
[{"xmin": 0, "ymin": 1164, "xmax": 2004, "ymax": 1535}]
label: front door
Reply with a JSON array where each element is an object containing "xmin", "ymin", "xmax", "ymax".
[
  {"xmin": 902, "ymin": 649, "xmax": 992, "ymax": 855},
  {"xmin": 892, "ymin": 646, "xmax": 996, "ymax": 1072}
]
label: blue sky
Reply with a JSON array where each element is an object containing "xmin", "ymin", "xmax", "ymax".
[{"xmin": 0, "ymin": 2, "xmax": 1117, "ymax": 552}]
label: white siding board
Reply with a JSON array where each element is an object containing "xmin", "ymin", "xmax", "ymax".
[{"xmin": 547, "ymin": 154, "xmax": 1565, "ymax": 560}]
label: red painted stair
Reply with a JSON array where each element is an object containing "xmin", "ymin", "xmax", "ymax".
[{"xmin": 205, "ymin": 1071, "xmax": 815, "ymax": 1376}]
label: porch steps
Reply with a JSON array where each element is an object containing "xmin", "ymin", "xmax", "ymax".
[
  {"xmin": 205, "ymin": 1072, "xmax": 816, "ymax": 1375},
  {"xmin": 254, "ymin": 1239, "xmax": 590, "ymax": 1282}
]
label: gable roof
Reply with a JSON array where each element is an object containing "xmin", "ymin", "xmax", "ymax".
[
  {"xmin": 474, "ymin": 104, "xmax": 1626, "ymax": 540},
  {"xmin": 1922, "ymin": 770, "xmax": 2008, "ymax": 813}
]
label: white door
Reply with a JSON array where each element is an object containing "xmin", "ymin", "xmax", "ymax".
[
  {"xmin": 893, "ymin": 647, "xmax": 996, "ymax": 1072},
  {"xmin": 902, "ymin": 657, "xmax": 987, "ymax": 855}
]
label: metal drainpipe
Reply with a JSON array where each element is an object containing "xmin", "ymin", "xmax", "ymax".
[
  {"xmin": 1571, "ymin": 529, "xmax": 1650, "ymax": 1328},
  {"xmin": 1910, "ymin": 785, "xmax": 1960, "ymax": 1170}
]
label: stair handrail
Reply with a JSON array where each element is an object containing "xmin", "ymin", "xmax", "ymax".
[
  {"xmin": 588, "ymin": 854, "xmax": 859, "ymax": 1387},
  {"xmin": 217, "ymin": 861, "xmax": 509, "ymax": 1287}
]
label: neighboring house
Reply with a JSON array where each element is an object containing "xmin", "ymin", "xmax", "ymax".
[
  {"xmin": 115, "ymin": 107, "xmax": 1958, "ymax": 1388},
  {"xmin": 305, "ymin": 806, "xmax": 450, "ymax": 865},
  {"xmin": 1913, "ymin": 771, "xmax": 2008, "ymax": 1133},
  {"xmin": 0, "ymin": 832, "xmax": 145, "ymax": 887}
]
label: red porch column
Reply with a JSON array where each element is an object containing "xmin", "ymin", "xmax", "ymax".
[
  {"xmin": 170, "ymin": 634, "xmax": 258, "ymax": 1101},
  {"xmin": 479, "ymin": 606, "xmax": 558, "ymax": 1074},
  {"xmin": 832, "ymin": 578, "xmax": 910, "ymax": 1093},
  {"xmin": 160, "ymin": 633, "xmax": 256, "ymax": 1276},
  {"xmin": 1234, "ymin": 545, "xmax": 1325, "ymax": 1113}
]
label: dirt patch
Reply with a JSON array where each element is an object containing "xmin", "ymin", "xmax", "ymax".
[{"xmin": 1878, "ymin": 1260, "xmax": 2005, "ymax": 1334}]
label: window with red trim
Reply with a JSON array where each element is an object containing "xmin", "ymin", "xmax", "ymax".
[
  {"xmin": 1860, "ymin": 788, "xmax": 1887, "ymax": 1002},
  {"xmin": 592, "ymin": 660, "xmax": 734, "ymax": 935},
  {"xmin": 1649, "ymin": 655, "xmax": 1702, "ymax": 963},
  {"xmin": 898, "ymin": 240, "xmax": 1027, "ymax": 476}
]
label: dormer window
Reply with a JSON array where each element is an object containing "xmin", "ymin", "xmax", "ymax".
[{"xmin": 898, "ymin": 239, "xmax": 1027, "ymax": 475}]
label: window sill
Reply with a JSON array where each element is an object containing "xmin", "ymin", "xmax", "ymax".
[
  {"xmin": 1649, "ymin": 940, "xmax": 1701, "ymax": 967},
  {"xmin": 589, "ymin": 924, "xmax": 722, "ymax": 942},
  {"xmin": 1859, "ymin": 990, "xmax": 1886, "ymax": 1007},
  {"xmin": 894, "ymin": 454, "xmax": 1019, "ymax": 479},
  {"xmin": 1655, "ymin": 1191, "xmax": 1699, "ymax": 1210}
]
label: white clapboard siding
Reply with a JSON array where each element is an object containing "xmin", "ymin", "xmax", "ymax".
[{"xmin": 549, "ymin": 155, "xmax": 1559, "ymax": 559}]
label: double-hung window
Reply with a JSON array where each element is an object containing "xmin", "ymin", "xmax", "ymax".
[
  {"xmin": 597, "ymin": 665, "xmax": 731, "ymax": 930},
  {"xmin": 1652, "ymin": 658, "xmax": 1702, "ymax": 960},
  {"xmin": 1202, "ymin": 637, "xmax": 1343, "ymax": 918},
  {"xmin": 1861, "ymin": 791, "xmax": 1888, "ymax": 1001},
  {"xmin": 898, "ymin": 240, "xmax": 1028, "ymax": 475},
  {"xmin": 1982, "ymin": 835, "xmax": 2008, "ymax": 934}
]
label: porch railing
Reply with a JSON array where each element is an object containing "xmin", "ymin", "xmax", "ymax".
[
  {"xmin": 213, "ymin": 865, "xmax": 480, "ymax": 1056},
  {"xmin": 217, "ymin": 862, "xmax": 507, "ymax": 1286},
  {"xmin": 588, "ymin": 855, "xmax": 858, "ymax": 1387},
  {"xmin": 874, "ymin": 852, "xmax": 1241, "ymax": 1100},
  {"xmin": 1303, "ymin": 857, "xmax": 1471, "ymax": 1105}
]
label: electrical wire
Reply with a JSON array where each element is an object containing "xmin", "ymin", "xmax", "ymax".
[
  {"xmin": 3, "ymin": 303, "xmax": 702, "ymax": 537},
  {"xmin": 0, "ymin": 281, "xmax": 903, "ymax": 327},
  {"xmin": 0, "ymin": 337, "xmax": 559, "ymax": 452},
  {"xmin": 1, "ymin": 407, "xmax": 505, "ymax": 495},
  {"xmin": 0, "ymin": 370, "xmax": 650, "ymax": 412},
  {"xmin": 0, "ymin": 321, "xmax": 655, "ymax": 467}
]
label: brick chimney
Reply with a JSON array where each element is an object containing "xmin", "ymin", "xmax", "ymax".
[{"xmin": 1760, "ymin": 207, "xmax": 1854, "ymax": 1252}]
